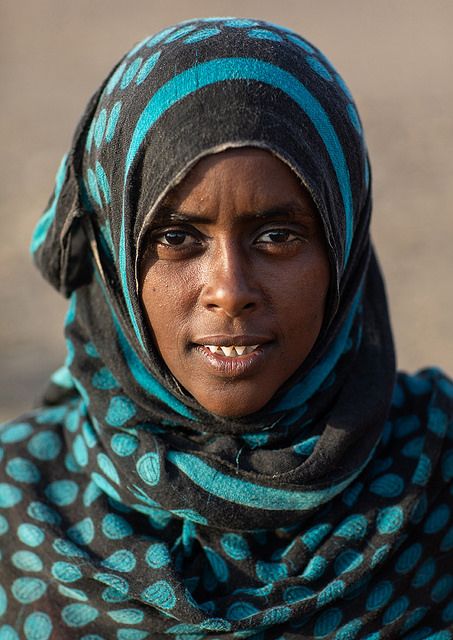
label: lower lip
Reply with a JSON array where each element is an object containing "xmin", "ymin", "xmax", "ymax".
[{"xmin": 192, "ymin": 345, "xmax": 269, "ymax": 378}]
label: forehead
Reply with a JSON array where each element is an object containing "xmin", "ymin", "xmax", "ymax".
[{"xmin": 163, "ymin": 147, "xmax": 316, "ymax": 213}]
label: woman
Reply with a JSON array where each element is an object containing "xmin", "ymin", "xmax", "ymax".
[{"xmin": 0, "ymin": 17, "xmax": 452, "ymax": 639}]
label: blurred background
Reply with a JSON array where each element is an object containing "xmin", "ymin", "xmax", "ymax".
[{"xmin": 1, "ymin": 0, "xmax": 453, "ymax": 422}]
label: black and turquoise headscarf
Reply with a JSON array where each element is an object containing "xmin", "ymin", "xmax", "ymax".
[{"xmin": 1, "ymin": 18, "xmax": 452, "ymax": 639}]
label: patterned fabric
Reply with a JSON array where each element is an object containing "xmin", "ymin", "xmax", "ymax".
[{"xmin": 1, "ymin": 17, "xmax": 452, "ymax": 639}]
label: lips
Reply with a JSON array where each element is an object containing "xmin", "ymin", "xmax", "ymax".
[{"xmin": 191, "ymin": 335, "xmax": 273, "ymax": 377}]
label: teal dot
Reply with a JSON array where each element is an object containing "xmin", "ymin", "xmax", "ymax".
[
  {"xmin": 94, "ymin": 109, "xmax": 107, "ymax": 148},
  {"xmin": 0, "ymin": 625, "xmax": 19, "ymax": 639},
  {"xmin": 395, "ymin": 542, "xmax": 423, "ymax": 574},
  {"xmin": 226, "ymin": 601, "xmax": 260, "ymax": 620},
  {"xmin": 27, "ymin": 501, "xmax": 61, "ymax": 525},
  {"xmin": 0, "ymin": 483, "xmax": 22, "ymax": 508},
  {"xmin": 91, "ymin": 472, "xmax": 121, "ymax": 501},
  {"xmin": 52, "ymin": 561, "xmax": 82, "ymax": 583},
  {"xmin": 45, "ymin": 479, "xmax": 79, "ymax": 506},
  {"xmin": 412, "ymin": 453, "xmax": 431, "ymax": 485},
  {"xmin": 371, "ymin": 544, "xmax": 390, "ymax": 568},
  {"xmin": 164, "ymin": 24, "xmax": 197, "ymax": 42},
  {"xmin": 120, "ymin": 57, "xmax": 143, "ymax": 89},
  {"xmin": 106, "ymin": 396, "xmax": 136, "ymax": 427},
  {"xmin": 111, "ymin": 433, "xmax": 139, "ymax": 457},
  {"xmin": 442, "ymin": 601, "xmax": 453, "ymax": 623},
  {"xmin": 102, "ymin": 513, "xmax": 133, "ymax": 539},
  {"xmin": 369, "ymin": 473, "xmax": 404, "ymax": 498},
  {"xmin": 394, "ymin": 415, "xmax": 420, "ymax": 438},
  {"xmin": 411, "ymin": 558, "xmax": 436, "ymax": 589},
  {"xmin": 28, "ymin": 431, "xmax": 62, "ymax": 460},
  {"xmin": 199, "ymin": 618, "xmax": 231, "ymax": 632},
  {"xmin": 262, "ymin": 606, "xmax": 291, "ymax": 625},
  {"xmin": 334, "ymin": 619, "xmax": 363, "ymax": 640},
  {"xmin": 376, "ymin": 505, "xmax": 404, "ymax": 534},
  {"xmin": 248, "ymin": 28, "xmax": 283, "ymax": 42},
  {"xmin": 406, "ymin": 374, "xmax": 432, "ymax": 395},
  {"xmin": 0, "ymin": 515, "xmax": 7, "ymax": 535},
  {"xmin": 171, "ymin": 509, "xmax": 207, "ymax": 524},
  {"xmin": 301, "ymin": 555, "xmax": 327, "ymax": 581},
  {"xmin": 334, "ymin": 549, "xmax": 364, "ymax": 575},
  {"xmin": 64, "ymin": 409, "xmax": 79, "ymax": 433},
  {"xmin": 441, "ymin": 526, "xmax": 453, "ymax": 552},
  {"xmin": 136, "ymin": 452, "xmax": 160, "ymax": 485},
  {"xmin": 107, "ymin": 609, "xmax": 144, "ymax": 624},
  {"xmin": 73, "ymin": 435, "xmax": 88, "ymax": 467},
  {"xmin": 97, "ymin": 453, "xmax": 120, "ymax": 485},
  {"xmin": 11, "ymin": 550, "xmax": 43, "ymax": 572},
  {"xmin": 105, "ymin": 101, "xmax": 122, "ymax": 141},
  {"xmin": 256, "ymin": 560, "xmax": 288, "ymax": 583},
  {"xmin": 101, "ymin": 549, "xmax": 136, "ymax": 572},
  {"xmin": 423, "ymin": 633, "xmax": 451, "ymax": 640},
  {"xmin": 141, "ymin": 580, "xmax": 176, "ymax": 610},
  {"xmin": 106, "ymin": 62, "xmax": 127, "ymax": 94},
  {"xmin": 402, "ymin": 436, "xmax": 424, "ymax": 459},
  {"xmin": 67, "ymin": 517, "xmax": 95, "ymax": 546},
  {"xmin": 431, "ymin": 574, "xmax": 453, "ymax": 603},
  {"xmin": 11, "ymin": 577, "xmax": 47, "ymax": 604},
  {"xmin": 0, "ymin": 586, "xmax": 7, "ymax": 616},
  {"xmin": 17, "ymin": 523, "xmax": 45, "ymax": 547},
  {"xmin": 302, "ymin": 523, "xmax": 331, "ymax": 551},
  {"xmin": 221, "ymin": 533, "xmax": 250, "ymax": 560},
  {"xmin": 135, "ymin": 51, "xmax": 161, "ymax": 85},
  {"xmin": 6, "ymin": 457, "xmax": 40, "ymax": 483},
  {"xmin": 58, "ymin": 586, "xmax": 88, "ymax": 602},
  {"xmin": 402, "ymin": 607, "xmax": 428, "ymax": 632},
  {"xmin": 428, "ymin": 407, "xmax": 448, "ymax": 436},
  {"xmin": 184, "ymin": 28, "xmax": 221, "ymax": 44},
  {"xmin": 439, "ymin": 377, "xmax": 453, "ymax": 398},
  {"xmin": 53, "ymin": 538, "xmax": 88, "ymax": 558},
  {"xmin": 314, "ymin": 608, "xmax": 342, "ymax": 637},
  {"xmin": 362, "ymin": 634, "xmax": 381, "ymax": 640},
  {"xmin": 366, "ymin": 581, "xmax": 393, "ymax": 611},
  {"xmin": 116, "ymin": 631, "xmax": 149, "ymax": 640},
  {"xmin": 334, "ymin": 514, "xmax": 368, "ymax": 539},
  {"xmin": 424, "ymin": 504, "xmax": 450, "ymax": 534},
  {"xmin": 0, "ymin": 422, "xmax": 33, "ymax": 443},
  {"xmin": 82, "ymin": 421, "xmax": 98, "ymax": 448},
  {"xmin": 205, "ymin": 547, "xmax": 229, "ymax": 582},
  {"xmin": 61, "ymin": 604, "xmax": 99, "ymax": 627},
  {"xmin": 342, "ymin": 482, "xmax": 364, "ymax": 507},
  {"xmin": 441, "ymin": 450, "xmax": 453, "ymax": 482},
  {"xmin": 145, "ymin": 542, "xmax": 170, "ymax": 568},
  {"xmin": 23, "ymin": 612, "xmax": 52, "ymax": 640},
  {"xmin": 84, "ymin": 341, "xmax": 99, "ymax": 358},
  {"xmin": 284, "ymin": 585, "xmax": 314, "ymax": 603},
  {"xmin": 382, "ymin": 595, "xmax": 409, "ymax": 624},
  {"xmin": 94, "ymin": 572, "xmax": 129, "ymax": 595},
  {"xmin": 92, "ymin": 367, "xmax": 118, "ymax": 390}
]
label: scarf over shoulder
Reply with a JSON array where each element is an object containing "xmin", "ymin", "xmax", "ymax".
[{"xmin": 1, "ymin": 17, "xmax": 452, "ymax": 639}]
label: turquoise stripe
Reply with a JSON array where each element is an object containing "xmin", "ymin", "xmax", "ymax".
[
  {"xmin": 275, "ymin": 285, "xmax": 362, "ymax": 412},
  {"xmin": 167, "ymin": 451, "xmax": 365, "ymax": 510},
  {"xmin": 94, "ymin": 272, "xmax": 194, "ymax": 420},
  {"xmin": 121, "ymin": 58, "xmax": 354, "ymax": 346},
  {"xmin": 125, "ymin": 58, "xmax": 353, "ymax": 265},
  {"xmin": 30, "ymin": 154, "xmax": 67, "ymax": 254}
]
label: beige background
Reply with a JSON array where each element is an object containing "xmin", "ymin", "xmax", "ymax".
[{"xmin": 1, "ymin": 0, "xmax": 452, "ymax": 422}]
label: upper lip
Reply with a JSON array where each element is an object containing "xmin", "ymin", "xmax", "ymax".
[{"xmin": 193, "ymin": 335, "xmax": 272, "ymax": 346}]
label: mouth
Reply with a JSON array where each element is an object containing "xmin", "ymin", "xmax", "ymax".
[{"xmin": 191, "ymin": 335, "xmax": 273, "ymax": 377}]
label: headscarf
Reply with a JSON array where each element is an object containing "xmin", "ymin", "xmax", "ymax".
[{"xmin": 1, "ymin": 18, "xmax": 452, "ymax": 639}]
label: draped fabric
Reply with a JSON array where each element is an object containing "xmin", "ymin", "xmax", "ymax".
[{"xmin": 1, "ymin": 18, "xmax": 452, "ymax": 639}]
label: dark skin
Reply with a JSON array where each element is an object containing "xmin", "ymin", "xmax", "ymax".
[{"xmin": 140, "ymin": 148, "xmax": 330, "ymax": 417}]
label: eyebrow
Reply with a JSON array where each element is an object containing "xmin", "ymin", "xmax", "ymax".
[{"xmin": 152, "ymin": 201, "xmax": 316, "ymax": 224}]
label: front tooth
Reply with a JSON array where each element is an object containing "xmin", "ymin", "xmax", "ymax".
[
  {"xmin": 206, "ymin": 345, "xmax": 218, "ymax": 353},
  {"xmin": 220, "ymin": 345, "xmax": 234, "ymax": 357},
  {"xmin": 235, "ymin": 346, "xmax": 246, "ymax": 356},
  {"xmin": 245, "ymin": 345, "xmax": 259, "ymax": 354}
]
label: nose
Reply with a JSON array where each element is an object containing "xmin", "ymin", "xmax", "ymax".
[{"xmin": 200, "ymin": 240, "xmax": 259, "ymax": 318}]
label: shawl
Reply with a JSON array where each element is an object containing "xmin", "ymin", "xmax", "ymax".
[{"xmin": 1, "ymin": 17, "xmax": 452, "ymax": 639}]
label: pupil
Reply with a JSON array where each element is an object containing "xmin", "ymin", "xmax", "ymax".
[
  {"xmin": 165, "ymin": 232, "xmax": 186, "ymax": 245},
  {"xmin": 269, "ymin": 231, "xmax": 289, "ymax": 243}
]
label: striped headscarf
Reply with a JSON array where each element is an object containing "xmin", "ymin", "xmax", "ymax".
[{"xmin": 1, "ymin": 18, "xmax": 452, "ymax": 638}]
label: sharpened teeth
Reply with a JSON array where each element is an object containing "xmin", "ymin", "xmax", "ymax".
[{"xmin": 204, "ymin": 345, "xmax": 260, "ymax": 357}]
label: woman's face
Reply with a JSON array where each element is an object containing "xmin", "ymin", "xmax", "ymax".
[{"xmin": 140, "ymin": 148, "xmax": 330, "ymax": 417}]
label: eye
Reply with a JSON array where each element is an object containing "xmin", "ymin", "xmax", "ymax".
[
  {"xmin": 255, "ymin": 229, "xmax": 301, "ymax": 244},
  {"xmin": 155, "ymin": 229, "xmax": 199, "ymax": 247}
]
